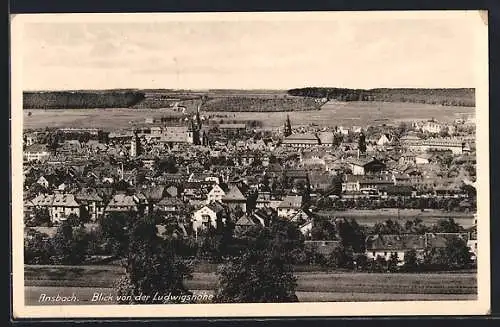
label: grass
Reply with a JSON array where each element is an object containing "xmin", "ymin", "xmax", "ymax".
[
  {"xmin": 25, "ymin": 265, "xmax": 477, "ymax": 297},
  {"xmin": 23, "ymin": 101, "xmax": 475, "ymax": 130}
]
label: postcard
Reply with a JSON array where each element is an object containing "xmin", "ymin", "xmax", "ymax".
[{"xmin": 11, "ymin": 10, "xmax": 490, "ymax": 318}]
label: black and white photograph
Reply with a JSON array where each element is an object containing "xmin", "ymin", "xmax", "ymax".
[{"xmin": 11, "ymin": 11, "xmax": 490, "ymax": 318}]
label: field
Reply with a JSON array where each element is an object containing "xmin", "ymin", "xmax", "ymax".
[
  {"xmin": 24, "ymin": 265, "xmax": 477, "ymax": 305},
  {"xmin": 23, "ymin": 101, "xmax": 475, "ymax": 131},
  {"xmin": 316, "ymin": 209, "xmax": 476, "ymax": 229},
  {"xmin": 23, "ymin": 108, "xmax": 184, "ymax": 131}
]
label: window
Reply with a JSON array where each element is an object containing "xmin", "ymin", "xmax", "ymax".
[
  {"xmin": 384, "ymin": 252, "xmax": 387, "ymax": 256},
  {"xmin": 372, "ymin": 251, "xmax": 376, "ymax": 257}
]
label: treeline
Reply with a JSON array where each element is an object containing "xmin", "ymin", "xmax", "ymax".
[
  {"xmin": 315, "ymin": 196, "xmax": 476, "ymax": 213},
  {"xmin": 133, "ymin": 96, "xmax": 200, "ymax": 109},
  {"xmin": 203, "ymin": 96, "xmax": 324, "ymax": 112},
  {"xmin": 23, "ymin": 91, "xmax": 146, "ymax": 109},
  {"xmin": 287, "ymin": 88, "xmax": 475, "ymax": 107}
]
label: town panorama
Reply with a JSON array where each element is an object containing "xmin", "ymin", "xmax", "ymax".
[{"xmin": 22, "ymin": 88, "xmax": 478, "ymax": 304}]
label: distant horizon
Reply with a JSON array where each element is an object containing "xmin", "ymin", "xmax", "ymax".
[{"xmin": 22, "ymin": 86, "xmax": 476, "ymax": 93}]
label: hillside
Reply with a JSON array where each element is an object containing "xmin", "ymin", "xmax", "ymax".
[{"xmin": 23, "ymin": 88, "xmax": 475, "ymax": 110}]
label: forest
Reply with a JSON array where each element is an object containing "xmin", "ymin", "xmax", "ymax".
[
  {"xmin": 287, "ymin": 88, "xmax": 475, "ymax": 107},
  {"xmin": 23, "ymin": 91, "xmax": 146, "ymax": 109},
  {"xmin": 202, "ymin": 96, "xmax": 325, "ymax": 112}
]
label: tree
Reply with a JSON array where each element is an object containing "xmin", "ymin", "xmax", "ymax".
[
  {"xmin": 100, "ymin": 211, "xmax": 135, "ymax": 256},
  {"xmin": 30, "ymin": 207, "xmax": 52, "ymax": 227},
  {"xmin": 432, "ymin": 218, "xmax": 462, "ymax": 233},
  {"xmin": 404, "ymin": 218, "xmax": 429, "ymax": 234},
  {"xmin": 46, "ymin": 132, "xmax": 62, "ymax": 155},
  {"xmin": 327, "ymin": 245, "xmax": 353, "ymax": 269},
  {"xmin": 67, "ymin": 213, "xmax": 82, "ymax": 227},
  {"xmin": 337, "ymin": 218, "xmax": 365, "ymax": 253},
  {"xmin": 440, "ymin": 236, "xmax": 472, "ymax": 269},
  {"xmin": 403, "ymin": 249, "xmax": 419, "ymax": 271},
  {"xmin": 51, "ymin": 221, "xmax": 88, "ymax": 264},
  {"xmin": 115, "ymin": 219, "xmax": 193, "ymax": 304},
  {"xmin": 323, "ymin": 175, "xmax": 343, "ymax": 198},
  {"xmin": 368, "ymin": 255, "xmax": 387, "ymax": 272},
  {"xmin": 155, "ymin": 156, "xmax": 178, "ymax": 173},
  {"xmin": 374, "ymin": 219, "xmax": 403, "ymax": 235},
  {"xmin": 213, "ymin": 248, "xmax": 298, "ymax": 303},
  {"xmin": 358, "ymin": 133, "xmax": 367, "ymax": 154},
  {"xmin": 310, "ymin": 219, "xmax": 337, "ymax": 241},
  {"xmin": 387, "ymin": 252, "xmax": 400, "ymax": 272},
  {"xmin": 24, "ymin": 229, "xmax": 53, "ymax": 264}
]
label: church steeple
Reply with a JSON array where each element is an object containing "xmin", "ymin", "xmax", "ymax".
[
  {"xmin": 284, "ymin": 114, "xmax": 292, "ymax": 137},
  {"xmin": 196, "ymin": 103, "xmax": 202, "ymax": 128}
]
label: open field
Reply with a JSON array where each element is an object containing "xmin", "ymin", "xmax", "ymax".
[
  {"xmin": 24, "ymin": 264, "xmax": 476, "ymax": 304},
  {"xmin": 23, "ymin": 108, "xmax": 184, "ymax": 131},
  {"xmin": 316, "ymin": 209, "xmax": 475, "ymax": 229},
  {"xmin": 22, "ymin": 101, "xmax": 474, "ymax": 131}
]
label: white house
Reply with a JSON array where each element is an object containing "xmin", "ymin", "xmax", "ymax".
[
  {"xmin": 377, "ymin": 134, "xmax": 392, "ymax": 146},
  {"xmin": 365, "ymin": 234, "xmax": 426, "ymax": 265},
  {"xmin": 277, "ymin": 195, "xmax": 302, "ymax": 219},
  {"xmin": 299, "ymin": 220, "xmax": 313, "ymax": 238},
  {"xmin": 206, "ymin": 184, "xmax": 225, "ymax": 204},
  {"xmin": 27, "ymin": 193, "xmax": 81, "ymax": 223},
  {"xmin": 422, "ymin": 120, "xmax": 442, "ymax": 134},
  {"xmin": 192, "ymin": 202, "xmax": 227, "ymax": 233}
]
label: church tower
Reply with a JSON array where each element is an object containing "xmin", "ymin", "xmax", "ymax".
[
  {"xmin": 284, "ymin": 114, "xmax": 292, "ymax": 137},
  {"xmin": 188, "ymin": 119, "xmax": 201, "ymax": 145},
  {"xmin": 130, "ymin": 131, "xmax": 139, "ymax": 157},
  {"xmin": 196, "ymin": 103, "xmax": 202, "ymax": 129}
]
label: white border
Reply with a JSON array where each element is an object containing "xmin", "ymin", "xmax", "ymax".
[{"xmin": 11, "ymin": 11, "xmax": 490, "ymax": 318}]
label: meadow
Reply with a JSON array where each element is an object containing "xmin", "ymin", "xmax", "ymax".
[
  {"xmin": 24, "ymin": 264, "xmax": 477, "ymax": 305},
  {"xmin": 22, "ymin": 101, "xmax": 475, "ymax": 131}
]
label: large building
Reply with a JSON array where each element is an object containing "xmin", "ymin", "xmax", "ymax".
[
  {"xmin": 282, "ymin": 133, "xmax": 320, "ymax": 148},
  {"xmin": 420, "ymin": 138, "xmax": 467, "ymax": 155}
]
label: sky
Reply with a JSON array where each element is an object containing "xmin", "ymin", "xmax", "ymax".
[{"xmin": 18, "ymin": 12, "xmax": 483, "ymax": 90}]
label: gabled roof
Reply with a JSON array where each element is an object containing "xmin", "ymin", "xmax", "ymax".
[
  {"xmin": 290, "ymin": 208, "xmax": 314, "ymax": 222},
  {"xmin": 235, "ymin": 215, "xmax": 256, "ymax": 226},
  {"xmin": 208, "ymin": 184, "xmax": 225, "ymax": 194},
  {"xmin": 365, "ymin": 234, "xmax": 426, "ymax": 251},
  {"xmin": 317, "ymin": 132, "xmax": 335, "ymax": 144},
  {"xmin": 52, "ymin": 194, "xmax": 80, "ymax": 207},
  {"xmin": 107, "ymin": 194, "xmax": 138, "ymax": 207},
  {"xmin": 222, "ymin": 184, "xmax": 246, "ymax": 201},
  {"xmin": 29, "ymin": 194, "xmax": 54, "ymax": 206},
  {"xmin": 425, "ymin": 233, "xmax": 469, "ymax": 248}
]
